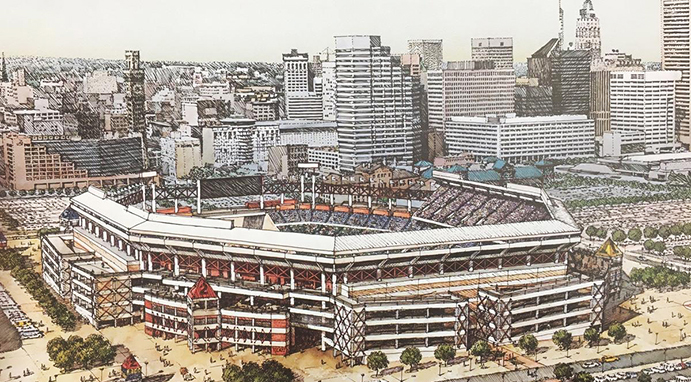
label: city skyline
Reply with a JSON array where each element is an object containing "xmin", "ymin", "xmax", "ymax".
[{"xmin": 1, "ymin": 0, "xmax": 660, "ymax": 63}]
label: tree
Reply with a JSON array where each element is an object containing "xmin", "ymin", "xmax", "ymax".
[
  {"xmin": 76, "ymin": 345, "xmax": 97, "ymax": 369},
  {"xmin": 585, "ymin": 226, "xmax": 597, "ymax": 239},
  {"xmin": 644, "ymin": 239, "xmax": 655, "ymax": 252},
  {"xmin": 260, "ymin": 360, "xmax": 295, "ymax": 382},
  {"xmin": 554, "ymin": 363, "xmax": 573, "ymax": 381},
  {"xmin": 47, "ymin": 337, "xmax": 67, "ymax": 360},
  {"xmin": 627, "ymin": 228, "xmax": 642, "ymax": 242},
  {"xmin": 400, "ymin": 347, "xmax": 422, "ymax": 371},
  {"xmin": 644, "ymin": 226, "xmax": 658, "ymax": 239},
  {"xmin": 653, "ymin": 241, "xmax": 666, "ymax": 254},
  {"xmin": 470, "ymin": 340, "xmax": 492, "ymax": 366},
  {"xmin": 583, "ymin": 327, "xmax": 600, "ymax": 348},
  {"xmin": 611, "ymin": 229, "xmax": 626, "ymax": 242},
  {"xmin": 400, "ymin": 346, "xmax": 422, "ymax": 370},
  {"xmin": 54, "ymin": 349, "xmax": 75, "ymax": 372},
  {"xmin": 637, "ymin": 374, "xmax": 652, "ymax": 382},
  {"xmin": 683, "ymin": 223, "xmax": 691, "ymax": 236},
  {"xmin": 608, "ymin": 323, "xmax": 627, "ymax": 343},
  {"xmin": 432, "ymin": 343, "xmax": 455, "ymax": 376},
  {"xmin": 573, "ymin": 372, "xmax": 595, "ymax": 382},
  {"xmin": 659, "ymin": 226, "xmax": 671, "ymax": 239},
  {"xmin": 552, "ymin": 330, "xmax": 573, "ymax": 355},
  {"xmin": 366, "ymin": 351, "xmax": 389, "ymax": 377},
  {"xmin": 595, "ymin": 227, "xmax": 607, "ymax": 239},
  {"xmin": 671, "ymin": 224, "xmax": 683, "ymax": 236},
  {"xmin": 518, "ymin": 334, "xmax": 538, "ymax": 360}
]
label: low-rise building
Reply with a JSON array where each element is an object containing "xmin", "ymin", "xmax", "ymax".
[
  {"xmin": 160, "ymin": 135, "xmax": 202, "ymax": 178},
  {"xmin": 446, "ymin": 114, "xmax": 595, "ymax": 162}
]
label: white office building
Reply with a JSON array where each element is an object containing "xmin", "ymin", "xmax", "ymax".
[
  {"xmin": 662, "ymin": 0, "xmax": 691, "ymax": 145},
  {"xmin": 336, "ymin": 35, "xmax": 420, "ymax": 171},
  {"xmin": 283, "ymin": 49, "xmax": 323, "ymax": 120},
  {"xmin": 575, "ymin": 0, "xmax": 602, "ymax": 60},
  {"xmin": 321, "ymin": 61, "xmax": 336, "ymax": 121},
  {"xmin": 202, "ymin": 118, "xmax": 255, "ymax": 166},
  {"xmin": 308, "ymin": 146, "xmax": 340, "ymax": 171},
  {"xmin": 610, "ymin": 70, "xmax": 681, "ymax": 147},
  {"xmin": 471, "ymin": 38, "xmax": 514, "ymax": 69},
  {"xmin": 160, "ymin": 135, "xmax": 202, "ymax": 178},
  {"xmin": 445, "ymin": 114, "xmax": 595, "ymax": 162}
]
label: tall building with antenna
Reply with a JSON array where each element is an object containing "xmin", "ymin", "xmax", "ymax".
[
  {"xmin": 575, "ymin": 0, "xmax": 602, "ymax": 60},
  {"xmin": 1, "ymin": 52, "xmax": 7, "ymax": 82},
  {"xmin": 124, "ymin": 50, "xmax": 149, "ymax": 169}
]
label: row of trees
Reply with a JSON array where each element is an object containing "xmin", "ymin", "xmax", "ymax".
[
  {"xmin": 47, "ymin": 334, "xmax": 116, "ymax": 372},
  {"xmin": 585, "ymin": 223, "xmax": 691, "ymax": 244},
  {"xmin": 553, "ymin": 363, "xmax": 595, "ymax": 382},
  {"xmin": 367, "ymin": 343, "xmax": 458, "ymax": 377},
  {"xmin": 0, "ymin": 187, "xmax": 88, "ymax": 198},
  {"xmin": 630, "ymin": 266, "xmax": 691, "ymax": 289},
  {"xmin": 0, "ymin": 248, "xmax": 26, "ymax": 270},
  {"xmin": 221, "ymin": 360, "xmax": 295, "ymax": 382},
  {"xmin": 11, "ymin": 267, "xmax": 76, "ymax": 330}
]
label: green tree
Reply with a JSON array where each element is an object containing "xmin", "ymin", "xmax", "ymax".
[
  {"xmin": 400, "ymin": 347, "xmax": 422, "ymax": 371},
  {"xmin": 366, "ymin": 351, "xmax": 389, "ymax": 377},
  {"xmin": 612, "ymin": 229, "xmax": 627, "ymax": 243},
  {"xmin": 585, "ymin": 226, "xmax": 597, "ymax": 239},
  {"xmin": 644, "ymin": 226, "xmax": 658, "ymax": 239},
  {"xmin": 554, "ymin": 363, "xmax": 573, "ymax": 381},
  {"xmin": 552, "ymin": 330, "xmax": 573, "ymax": 356},
  {"xmin": 434, "ymin": 343, "xmax": 456, "ymax": 368},
  {"xmin": 583, "ymin": 327, "xmax": 600, "ymax": 348},
  {"xmin": 644, "ymin": 239, "xmax": 655, "ymax": 252},
  {"xmin": 47, "ymin": 337, "xmax": 67, "ymax": 361},
  {"xmin": 637, "ymin": 374, "xmax": 652, "ymax": 382},
  {"xmin": 658, "ymin": 226, "xmax": 671, "ymax": 239},
  {"xmin": 608, "ymin": 323, "xmax": 627, "ymax": 343},
  {"xmin": 653, "ymin": 241, "xmax": 666, "ymax": 254},
  {"xmin": 573, "ymin": 372, "xmax": 595, "ymax": 382},
  {"xmin": 76, "ymin": 345, "xmax": 97, "ymax": 369},
  {"xmin": 627, "ymin": 228, "xmax": 642, "ymax": 242},
  {"xmin": 53, "ymin": 349, "xmax": 75, "ymax": 372},
  {"xmin": 683, "ymin": 223, "xmax": 691, "ymax": 236},
  {"xmin": 671, "ymin": 224, "xmax": 683, "ymax": 236},
  {"xmin": 221, "ymin": 364, "xmax": 244, "ymax": 382},
  {"xmin": 518, "ymin": 334, "xmax": 538, "ymax": 360},
  {"xmin": 596, "ymin": 227, "xmax": 607, "ymax": 239},
  {"xmin": 260, "ymin": 360, "xmax": 295, "ymax": 382},
  {"xmin": 470, "ymin": 340, "xmax": 492, "ymax": 366}
]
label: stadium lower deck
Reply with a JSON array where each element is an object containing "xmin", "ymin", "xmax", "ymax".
[{"xmin": 42, "ymin": 173, "xmax": 605, "ymax": 364}]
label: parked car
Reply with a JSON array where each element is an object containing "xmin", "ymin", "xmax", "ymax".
[
  {"xmin": 583, "ymin": 361, "xmax": 602, "ymax": 369},
  {"xmin": 601, "ymin": 355, "xmax": 620, "ymax": 363}
]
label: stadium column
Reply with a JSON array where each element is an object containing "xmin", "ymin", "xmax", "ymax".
[
  {"xmin": 230, "ymin": 261, "xmax": 236, "ymax": 282},
  {"xmin": 174, "ymin": 199, "xmax": 179, "ymax": 214},
  {"xmin": 196, "ymin": 180, "xmax": 202, "ymax": 214},
  {"xmin": 260, "ymin": 263, "xmax": 265, "ymax": 285},
  {"xmin": 290, "ymin": 268, "xmax": 295, "ymax": 290},
  {"xmin": 141, "ymin": 185, "xmax": 146, "ymax": 211},
  {"xmin": 311, "ymin": 175, "xmax": 316, "ymax": 208},
  {"xmin": 260, "ymin": 195, "xmax": 264, "ymax": 210},
  {"xmin": 147, "ymin": 253, "xmax": 153, "ymax": 272},
  {"xmin": 300, "ymin": 175, "xmax": 305, "ymax": 202},
  {"xmin": 342, "ymin": 274, "xmax": 349, "ymax": 297},
  {"xmin": 138, "ymin": 250, "xmax": 145, "ymax": 271},
  {"xmin": 330, "ymin": 193, "xmax": 334, "ymax": 206},
  {"xmin": 332, "ymin": 273, "xmax": 337, "ymax": 296},
  {"xmin": 407, "ymin": 199, "xmax": 412, "ymax": 212},
  {"xmin": 201, "ymin": 258, "xmax": 207, "ymax": 277},
  {"xmin": 151, "ymin": 184, "xmax": 157, "ymax": 213},
  {"xmin": 388, "ymin": 198, "xmax": 392, "ymax": 210},
  {"xmin": 321, "ymin": 273, "xmax": 327, "ymax": 309},
  {"xmin": 174, "ymin": 255, "xmax": 180, "ymax": 276},
  {"xmin": 367, "ymin": 196, "xmax": 372, "ymax": 209}
]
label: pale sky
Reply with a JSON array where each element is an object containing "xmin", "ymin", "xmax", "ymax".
[{"xmin": 0, "ymin": 0, "xmax": 661, "ymax": 63}]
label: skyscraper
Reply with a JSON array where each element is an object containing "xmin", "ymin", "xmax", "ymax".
[
  {"xmin": 407, "ymin": 40, "xmax": 443, "ymax": 71},
  {"xmin": 471, "ymin": 38, "xmax": 514, "ymax": 69},
  {"xmin": 551, "ymin": 50, "xmax": 591, "ymax": 115},
  {"xmin": 1, "ymin": 52, "xmax": 7, "ymax": 82},
  {"xmin": 661, "ymin": 0, "xmax": 691, "ymax": 145},
  {"xmin": 335, "ymin": 36, "xmax": 420, "ymax": 171},
  {"xmin": 282, "ymin": 49, "xmax": 323, "ymax": 120},
  {"xmin": 124, "ymin": 50, "xmax": 148, "ymax": 168},
  {"xmin": 575, "ymin": 0, "xmax": 602, "ymax": 60}
]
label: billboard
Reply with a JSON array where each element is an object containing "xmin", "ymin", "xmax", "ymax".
[{"xmin": 199, "ymin": 176, "xmax": 263, "ymax": 199}]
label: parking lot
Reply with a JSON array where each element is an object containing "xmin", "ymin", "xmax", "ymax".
[
  {"xmin": 0, "ymin": 284, "xmax": 42, "ymax": 341},
  {"xmin": 0, "ymin": 196, "xmax": 69, "ymax": 232}
]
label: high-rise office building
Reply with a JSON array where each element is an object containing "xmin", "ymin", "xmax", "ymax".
[
  {"xmin": 1, "ymin": 52, "xmax": 7, "ymax": 82},
  {"xmin": 407, "ymin": 39, "xmax": 443, "ymax": 71},
  {"xmin": 610, "ymin": 70, "xmax": 681, "ymax": 147},
  {"xmin": 575, "ymin": 0, "xmax": 602, "ymax": 60},
  {"xmin": 335, "ymin": 35, "xmax": 420, "ymax": 171},
  {"xmin": 471, "ymin": 38, "xmax": 514, "ymax": 69},
  {"xmin": 124, "ymin": 50, "xmax": 148, "ymax": 168},
  {"xmin": 552, "ymin": 50, "xmax": 591, "ymax": 115},
  {"xmin": 283, "ymin": 49, "xmax": 323, "ymax": 120},
  {"xmin": 661, "ymin": 0, "xmax": 691, "ymax": 145}
]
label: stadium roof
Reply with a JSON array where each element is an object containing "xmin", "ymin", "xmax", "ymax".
[{"xmin": 72, "ymin": 176, "xmax": 580, "ymax": 257}]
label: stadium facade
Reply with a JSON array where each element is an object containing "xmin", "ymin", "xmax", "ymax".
[{"xmin": 42, "ymin": 172, "xmax": 604, "ymax": 364}]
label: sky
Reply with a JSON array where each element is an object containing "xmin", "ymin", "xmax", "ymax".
[{"xmin": 0, "ymin": 0, "xmax": 661, "ymax": 63}]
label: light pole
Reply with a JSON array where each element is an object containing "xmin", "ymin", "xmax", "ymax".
[
  {"xmin": 100, "ymin": 366, "xmax": 104, "ymax": 382},
  {"xmin": 360, "ymin": 373, "xmax": 364, "ymax": 382},
  {"xmin": 144, "ymin": 360, "xmax": 149, "ymax": 377}
]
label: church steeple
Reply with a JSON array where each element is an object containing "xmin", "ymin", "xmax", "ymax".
[{"xmin": 1, "ymin": 52, "xmax": 8, "ymax": 82}]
